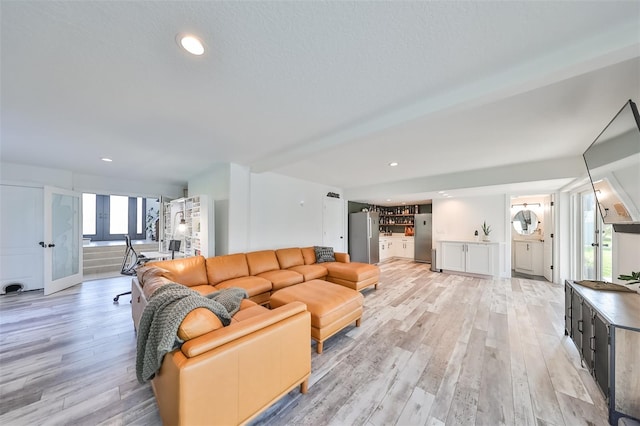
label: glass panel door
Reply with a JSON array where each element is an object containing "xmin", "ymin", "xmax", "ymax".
[
  {"xmin": 581, "ymin": 192, "xmax": 597, "ymax": 280},
  {"xmin": 580, "ymin": 190, "xmax": 612, "ymax": 282},
  {"xmin": 44, "ymin": 186, "xmax": 82, "ymax": 295},
  {"xmin": 601, "ymin": 224, "xmax": 613, "ymax": 282}
]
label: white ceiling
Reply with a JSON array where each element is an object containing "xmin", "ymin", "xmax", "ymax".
[{"xmin": 1, "ymin": 1, "xmax": 639, "ymax": 205}]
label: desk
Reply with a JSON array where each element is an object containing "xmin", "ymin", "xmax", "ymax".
[{"xmin": 141, "ymin": 251, "xmax": 184, "ymax": 261}]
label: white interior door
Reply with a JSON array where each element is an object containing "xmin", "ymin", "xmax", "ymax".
[
  {"xmin": 323, "ymin": 197, "xmax": 345, "ymax": 252},
  {"xmin": 44, "ymin": 186, "xmax": 82, "ymax": 295},
  {"xmin": 0, "ymin": 184, "xmax": 44, "ymax": 292}
]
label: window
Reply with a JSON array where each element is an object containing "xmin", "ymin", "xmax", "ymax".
[
  {"xmin": 82, "ymin": 193, "xmax": 96, "ymax": 235},
  {"xmin": 82, "ymin": 193, "xmax": 148, "ymax": 241},
  {"xmin": 109, "ymin": 195, "xmax": 128, "ymax": 234}
]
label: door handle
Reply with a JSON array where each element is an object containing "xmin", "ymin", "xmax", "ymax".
[
  {"xmin": 48, "ymin": 243, "xmax": 55, "ymax": 248},
  {"xmin": 590, "ymin": 336, "xmax": 596, "ymax": 351},
  {"xmin": 39, "ymin": 241, "xmax": 46, "ymax": 248},
  {"xmin": 591, "ymin": 243, "xmax": 599, "ymax": 247},
  {"xmin": 578, "ymin": 319, "xmax": 583, "ymax": 333}
]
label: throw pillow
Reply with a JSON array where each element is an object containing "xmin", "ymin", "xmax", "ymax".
[{"xmin": 314, "ymin": 246, "xmax": 336, "ymax": 263}]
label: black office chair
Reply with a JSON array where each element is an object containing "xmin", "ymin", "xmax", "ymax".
[{"xmin": 114, "ymin": 236, "xmax": 148, "ymax": 303}]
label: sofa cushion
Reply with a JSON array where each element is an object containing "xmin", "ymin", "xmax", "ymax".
[
  {"xmin": 231, "ymin": 300, "xmax": 270, "ymax": 323},
  {"xmin": 301, "ymin": 247, "xmax": 317, "ymax": 265},
  {"xmin": 136, "ymin": 265, "xmax": 169, "ymax": 284},
  {"xmin": 257, "ymin": 270, "xmax": 304, "ymax": 291},
  {"xmin": 215, "ymin": 276, "xmax": 272, "ymax": 297},
  {"xmin": 334, "ymin": 252, "xmax": 350, "ymax": 263},
  {"xmin": 270, "ymin": 280, "xmax": 363, "ymax": 329},
  {"xmin": 177, "ymin": 299, "xmax": 263, "ymax": 340},
  {"xmin": 288, "ymin": 264, "xmax": 328, "ymax": 281},
  {"xmin": 149, "ymin": 256, "xmax": 208, "ymax": 287},
  {"xmin": 314, "ymin": 246, "xmax": 336, "ymax": 263},
  {"xmin": 246, "ymin": 250, "xmax": 280, "ymax": 275},
  {"xmin": 189, "ymin": 285, "xmax": 218, "ymax": 296},
  {"xmin": 136, "ymin": 265, "xmax": 172, "ymax": 298},
  {"xmin": 141, "ymin": 275, "xmax": 172, "ymax": 300},
  {"xmin": 177, "ymin": 308, "xmax": 224, "ymax": 341},
  {"xmin": 275, "ymin": 248, "xmax": 304, "ymax": 269},
  {"xmin": 206, "ymin": 253, "xmax": 249, "ymax": 285},
  {"xmin": 324, "ymin": 262, "xmax": 379, "ymax": 281}
]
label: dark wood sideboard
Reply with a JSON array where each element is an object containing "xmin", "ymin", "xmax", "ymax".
[{"xmin": 564, "ymin": 280, "xmax": 640, "ymax": 425}]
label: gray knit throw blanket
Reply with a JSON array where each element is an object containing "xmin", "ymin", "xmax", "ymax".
[{"xmin": 136, "ymin": 283, "xmax": 247, "ymax": 383}]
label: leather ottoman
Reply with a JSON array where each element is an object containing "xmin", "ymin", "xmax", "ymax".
[
  {"xmin": 270, "ymin": 279, "xmax": 364, "ymax": 354},
  {"xmin": 324, "ymin": 262, "xmax": 380, "ymax": 291}
]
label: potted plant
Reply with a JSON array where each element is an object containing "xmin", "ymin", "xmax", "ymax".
[
  {"xmin": 481, "ymin": 221, "xmax": 491, "ymax": 242},
  {"xmin": 619, "ymin": 271, "xmax": 640, "ymax": 293},
  {"xmin": 146, "ymin": 207, "xmax": 158, "ymax": 241}
]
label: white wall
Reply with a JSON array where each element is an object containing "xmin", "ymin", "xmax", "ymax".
[
  {"xmin": 73, "ymin": 173, "xmax": 184, "ymax": 199},
  {"xmin": 249, "ymin": 172, "xmax": 342, "ymax": 251},
  {"xmin": 1, "ymin": 162, "xmax": 73, "ymax": 188},
  {"xmin": 188, "ymin": 163, "xmax": 230, "ymax": 256},
  {"xmin": 432, "ymin": 194, "xmax": 507, "ymax": 243},
  {"xmin": 188, "ymin": 163, "xmax": 342, "ymax": 254},
  {"xmin": 612, "ymin": 232, "xmax": 640, "ymax": 284},
  {"xmin": 556, "ymin": 192, "xmax": 572, "ymax": 285},
  {"xmin": 187, "ymin": 162, "xmax": 252, "ymax": 255},
  {"xmin": 228, "ymin": 164, "xmax": 250, "ymax": 254},
  {"xmin": 1, "ymin": 162, "xmax": 184, "ymax": 198},
  {"xmin": 433, "ymin": 194, "xmax": 509, "ymax": 277}
]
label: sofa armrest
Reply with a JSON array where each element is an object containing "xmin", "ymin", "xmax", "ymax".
[
  {"xmin": 153, "ymin": 301, "xmax": 311, "ymax": 425},
  {"xmin": 334, "ymin": 252, "xmax": 350, "ymax": 263},
  {"xmin": 180, "ymin": 301, "xmax": 308, "ymax": 357}
]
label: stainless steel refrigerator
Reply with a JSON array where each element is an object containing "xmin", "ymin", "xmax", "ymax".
[
  {"xmin": 348, "ymin": 211, "xmax": 379, "ymax": 264},
  {"xmin": 414, "ymin": 213, "xmax": 432, "ymax": 263}
]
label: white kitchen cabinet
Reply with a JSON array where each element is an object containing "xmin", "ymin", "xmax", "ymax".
[
  {"xmin": 387, "ymin": 239, "xmax": 400, "ymax": 258},
  {"xmin": 404, "ymin": 239, "xmax": 415, "ymax": 259},
  {"xmin": 439, "ymin": 241, "xmax": 498, "ymax": 276},
  {"xmin": 465, "ymin": 243, "xmax": 494, "ymax": 275},
  {"xmin": 514, "ymin": 240, "xmax": 543, "ymax": 275},
  {"xmin": 379, "ymin": 238, "xmax": 390, "ymax": 262},
  {"xmin": 383, "ymin": 236, "xmax": 414, "ymax": 259},
  {"xmin": 440, "ymin": 242, "xmax": 466, "ymax": 272}
]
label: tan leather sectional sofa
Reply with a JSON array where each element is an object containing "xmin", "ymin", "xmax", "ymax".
[
  {"xmin": 131, "ymin": 246, "xmax": 379, "ymax": 425},
  {"xmin": 132, "ymin": 246, "xmax": 379, "ymax": 329}
]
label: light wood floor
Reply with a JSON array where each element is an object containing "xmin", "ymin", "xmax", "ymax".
[{"xmin": 0, "ymin": 260, "xmax": 609, "ymax": 425}]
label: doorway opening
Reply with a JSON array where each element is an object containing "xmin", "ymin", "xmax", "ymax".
[{"xmin": 510, "ymin": 194, "xmax": 554, "ymax": 282}]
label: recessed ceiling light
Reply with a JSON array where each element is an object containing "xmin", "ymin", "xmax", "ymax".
[
  {"xmin": 386, "ymin": 199, "xmax": 392, "ymax": 202},
  {"xmin": 177, "ymin": 34, "xmax": 205, "ymax": 56},
  {"xmin": 438, "ymin": 191, "xmax": 445, "ymax": 194},
  {"xmin": 388, "ymin": 162, "xmax": 399, "ymax": 167},
  {"xmin": 101, "ymin": 157, "xmax": 113, "ymax": 162}
]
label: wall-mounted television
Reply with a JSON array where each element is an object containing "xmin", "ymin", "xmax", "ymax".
[{"xmin": 583, "ymin": 99, "xmax": 640, "ymax": 234}]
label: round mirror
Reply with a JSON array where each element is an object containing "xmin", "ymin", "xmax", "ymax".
[{"xmin": 513, "ymin": 209, "xmax": 539, "ymax": 235}]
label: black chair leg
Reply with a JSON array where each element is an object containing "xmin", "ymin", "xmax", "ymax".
[{"xmin": 114, "ymin": 291, "xmax": 131, "ymax": 303}]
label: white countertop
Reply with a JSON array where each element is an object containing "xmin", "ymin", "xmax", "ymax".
[
  {"xmin": 380, "ymin": 234, "xmax": 414, "ymax": 240},
  {"xmin": 438, "ymin": 239, "xmax": 502, "ymax": 244}
]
